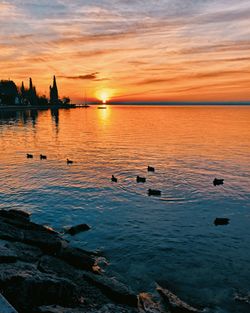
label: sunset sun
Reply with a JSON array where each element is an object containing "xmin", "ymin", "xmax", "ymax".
[{"xmin": 96, "ymin": 89, "xmax": 112, "ymax": 104}]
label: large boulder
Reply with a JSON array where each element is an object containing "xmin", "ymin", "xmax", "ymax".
[
  {"xmin": 0, "ymin": 262, "xmax": 81, "ymax": 312},
  {"xmin": 0, "ymin": 210, "xmax": 66, "ymax": 254}
]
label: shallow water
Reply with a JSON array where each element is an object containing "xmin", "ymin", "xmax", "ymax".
[{"xmin": 0, "ymin": 106, "xmax": 249, "ymax": 312}]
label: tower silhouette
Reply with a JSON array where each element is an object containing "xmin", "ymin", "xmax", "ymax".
[
  {"xmin": 50, "ymin": 75, "xmax": 59, "ymax": 105},
  {"xmin": 28, "ymin": 78, "xmax": 38, "ymax": 105}
]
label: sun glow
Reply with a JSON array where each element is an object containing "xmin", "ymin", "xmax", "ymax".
[{"xmin": 96, "ymin": 89, "xmax": 112, "ymax": 103}]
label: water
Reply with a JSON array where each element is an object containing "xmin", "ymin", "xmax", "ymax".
[{"xmin": 0, "ymin": 106, "xmax": 249, "ymax": 312}]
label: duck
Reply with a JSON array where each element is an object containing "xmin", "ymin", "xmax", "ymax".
[
  {"xmin": 147, "ymin": 166, "xmax": 155, "ymax": 172},
  {"xmin": 148, "ymin": 189, "xmax": 161, "ymax": 196},
  {"xmin": 40, "ymin": 154, "xmax": 47, "ymax": 160},
  {"xmin": 213, "ymin": 178, "xmax": 224, "ymax": 186},
  {"xmin": 111, "ymin": 175, "xmax": 117, "ymax": 182},
  {"xmin": 136, "ymin": 176, "xmax": 146, "ymax": 183},
  {"xmin": 67, "ymin": 159, "xmax": 73, "ymax": 164},
  {"xmin": 26, "ymin": 153, "xmax": 33, "ymax": 159},
  {"xmin": 214, "ymin": 218, "xmax": 230, "ymax": 226}
]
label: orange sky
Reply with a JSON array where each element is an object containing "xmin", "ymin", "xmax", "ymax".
[{"xmin": 0, "ymin": 0, "xmax": 250, "ymax": 103}]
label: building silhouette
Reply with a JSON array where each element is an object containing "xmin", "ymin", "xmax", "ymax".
[
  {"xmin": 0, "ymin": 76, "xmax": 61, "ymax": 107},
  {"xmin": 0, "ymin": 80, "xmax": 20, "ymax": 105},
  {"xmin": 49, "ymin": 75, "xmax": 59, "ymax": 104}
]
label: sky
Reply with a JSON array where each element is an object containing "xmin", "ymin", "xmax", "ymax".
[{"xmin": 0, "ymin": 0, "xmax": 250, "ymax": 103}]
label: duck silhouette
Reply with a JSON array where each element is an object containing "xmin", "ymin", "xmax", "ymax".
[
  {"xmin": 67, "ymin": 159, "xmax": 73, "ymax": 164},
  {"xmin": 111, "ymin": 175, "xmax": 117, "ymax": 182},
  {"xmin": 147, "ymin": 166, "xmax": 155, "ymax": 172},
  {"xmin": 148, "ymin": 189, "xmax": 161, "ymax": 196},
  {"xmin": 40, "ymin": 154, "xmax": 47, "ymax": 160},
  {"xmin": 26, "ymin": 154, "xmax": 33, "ymax": 159},
  {"xmin": 136, "ymin": 176, "xmax": 146, "ymax": 183},
  {"xmin": 213, "ymin": 178, "xmax": 224, "ymax": 186}
]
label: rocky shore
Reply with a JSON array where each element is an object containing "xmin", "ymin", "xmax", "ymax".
[{"xmin": 0, "ymin": 209, "xmax": 204, "ymax": 313}]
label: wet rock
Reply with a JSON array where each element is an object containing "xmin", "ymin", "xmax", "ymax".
[
  {"xmin": 58, "ymin": 246, "xmax": 96, "ymax": 271},
  {"xmin": 156, "ymin": 284, "xmax": 202, "ymax": 313},
  {"xmin": 65, "ymin": 224, "xmax": 91, "ymax": 236},
  {"xmin": 0, "ymin": 262, "xmax": 80, "ymax": 312},
  {"xmin": 0, "ymin": 209, "xmax": 64, "ymax": 254},
  {"xmin": 0, "ymin": 209, "xmax": 138, "ymax": 313},
  {"xmin": 234, "ymin": 292, "xmax": 250, "ymax": 305},
  {"xmin": 37, "ymin": 305, "xmax": 87, "ymax": 313},
  {"xmin": 8, "ymin": 209, "xmax": 30, "ymax": 221},
  {"xmin": 138, "ymin": 293, "xmax": 166, "ymax": 313},
  {"xmin": 1, "ymin": 213, "xmax": 57, "ymax": 235},
  {"xmin": 6, "ymin": 241, "xmax": 42, "ymax": 263},
  {"xmin": 83, "ymin": 272, "xmax": 138, "ymax": 307},
  {"xmin": 0, "ymin": 241, "xmax": 17, "ymax": 263},
  {"xmin": 0, "ymin": 220, "xmax": 24, "ymax": 242},
  {"xmin": 23, "ymin": 229, "xmax": 64, "ymax": 254},
  {"xmin": 0, "ymin": 293, "xmax": 18, "ymax": 313},
  {"xmin": 37, "ymin": 255, "xmax": 82, "ymax": 281},
  {"xmin": 0, "ymin": 209, "xmax": 30, "ymax": 222},
  {"xmin": 97, "ymin": 303, "xmax": 138, "ymax": 313},
  {"xmin": 38, "ymin": 303, "xmax": 137, "ymax": 313},
  {"xmin": 214, "ymin": 218, "xmax": 230, "ymax": 226}
]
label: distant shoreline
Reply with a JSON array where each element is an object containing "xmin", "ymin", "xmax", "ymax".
[
  {"xmin": 103, "ymin": 101, "xmax": 250, "ymax": 106},
  {"xmin": 0, "ymin": 102, "xmax": 250, "ymax": 111},
  {"xmin": 0, "ymin": 104, "xmax": 76, "ymax": 111}
]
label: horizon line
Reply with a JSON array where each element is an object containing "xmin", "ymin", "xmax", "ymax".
[{"xmin": 89, "ymin": 100, "xmax": 250, "ymax": 106}]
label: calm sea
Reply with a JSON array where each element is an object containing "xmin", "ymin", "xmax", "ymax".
[{"xmin": 0, "ymin": 106, "xmax": 249, "ymax": 312}]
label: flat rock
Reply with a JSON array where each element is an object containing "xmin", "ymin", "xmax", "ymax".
[
  {"xmin": 83, "ymin": 272, "xmax": 138, "ymax": 307},
  {"xmin": 58, "ymin": 246, "xmax": 96, "ymax": 271},
  {"xmin": 6, "ymin": 241, "xmax": 42, "ymax": 263},
  {"xmin": 0, "ymin": 209, "xmax": 30, "ymax": 222}
]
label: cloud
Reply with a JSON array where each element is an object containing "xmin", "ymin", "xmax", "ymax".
[
  {"xmin": 60, "ymin": 73, "xmax": 99, "ymax": 80},
  {"xmin": 1, "ymin": 0, "xmax": 250, "ymax": 101}
]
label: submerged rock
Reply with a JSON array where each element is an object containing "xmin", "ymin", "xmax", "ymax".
[
  {"xmin": 65, "ymin": 224, "xmax": 91, "ymax": 236},
  {"xmin": 234, "ymin": 292, "xmax": 250, "ymax": 305}
]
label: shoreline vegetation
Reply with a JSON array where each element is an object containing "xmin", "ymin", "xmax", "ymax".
[
  {"xmin": 0, "ymin": 104, "xmax": 76, "ymax": 111},
  {"xmin": 0, "ymin": 209, "xmax": 207, "ymax": 313}
]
